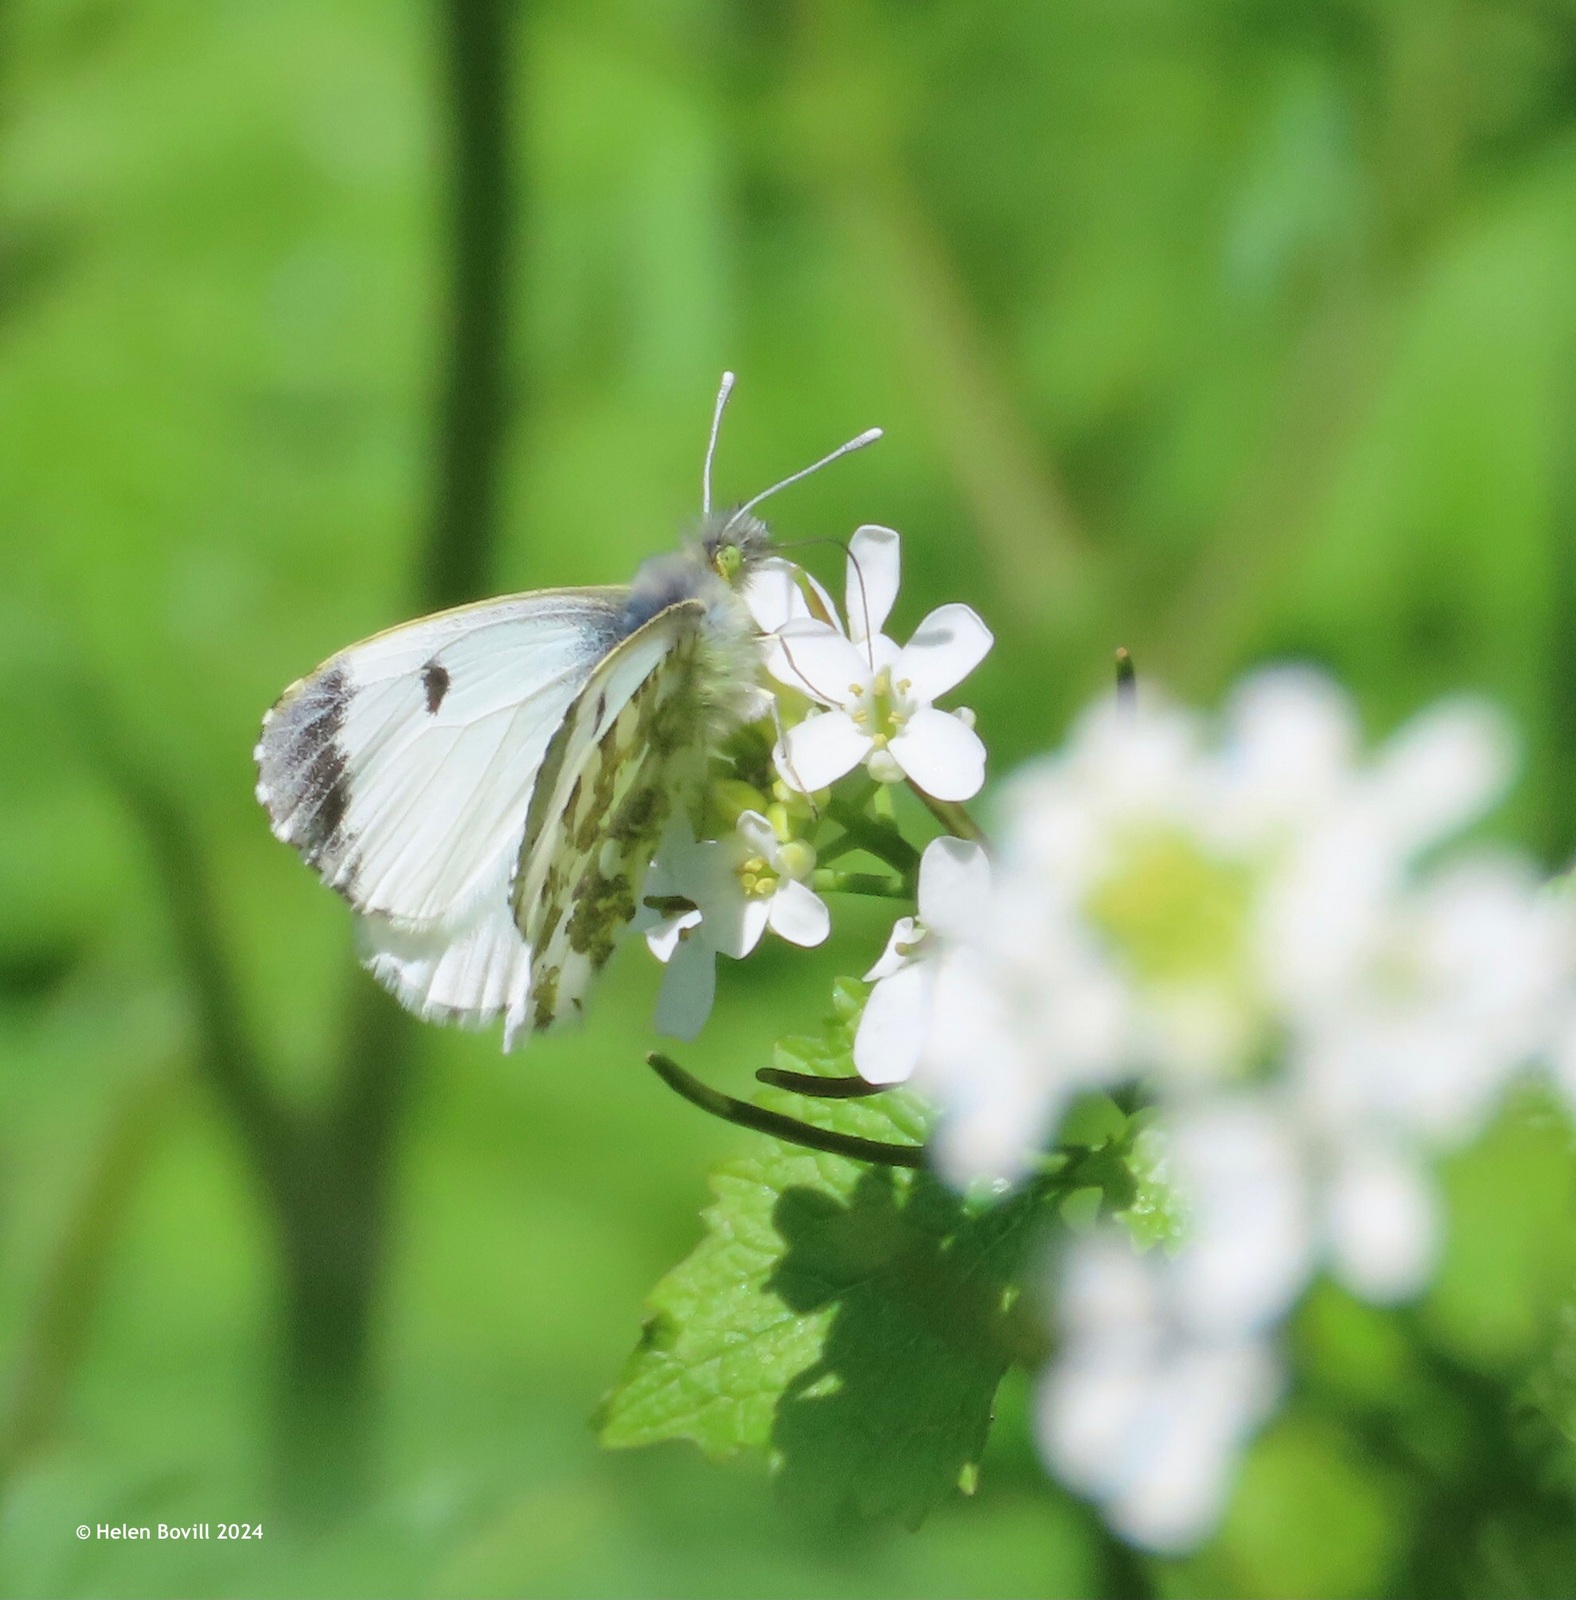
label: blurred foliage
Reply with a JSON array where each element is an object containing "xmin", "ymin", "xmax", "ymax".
[{"xmin": 3, "ymin": 0, "xmax": 1576, "ymax": 1594}]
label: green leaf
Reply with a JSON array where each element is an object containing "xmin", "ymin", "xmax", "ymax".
[
  {"xmin": 1114, "ymin": 1117, "xmax": 1188, "ymax": 1251},
  {"xmin": 597, "ymin": 979, "xmax": 1055, "ymax": 1527}
]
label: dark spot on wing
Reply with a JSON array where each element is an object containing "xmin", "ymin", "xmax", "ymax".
[{"xmin": 422, "ymin": 660, "xmax": 450, "ymax": 714}]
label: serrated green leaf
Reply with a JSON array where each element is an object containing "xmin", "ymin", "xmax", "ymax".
[{"xmin": 598, "ymin": 981, "xmax": 1055, "ymax": 1528}]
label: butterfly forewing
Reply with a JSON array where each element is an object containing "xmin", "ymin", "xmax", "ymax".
[
  {"xmin": 256, "ymin": 590, "xmax": 628, "ymax": 929},
  {"xmin": 512, "ymin": 601, "xmax": 710, "ymax": 1032}
]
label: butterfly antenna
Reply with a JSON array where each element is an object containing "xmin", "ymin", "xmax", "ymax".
[
  {"xmin": 702, "ymin": 371, "xmax": 736, "ymax": 517},
  {"xmin": 846, "ymin": 543, "xmax": 877, "ymax": 669},
  {"xmin": 781, "ymin": 534, "xmax": 876, "ymax": 668},
  {"xmin": 729, "ymin": 427, "xmax": 883, "ymax": 525}
]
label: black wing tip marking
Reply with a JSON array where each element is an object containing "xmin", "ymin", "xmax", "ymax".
[{"xmin": 255, "ymin": 663, "xmax": 354, "ymax": 863}]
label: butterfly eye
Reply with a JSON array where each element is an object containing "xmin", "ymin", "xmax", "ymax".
[{"xmin": 713, "ymin": 543, "xmax": 744, "ymax": 583}]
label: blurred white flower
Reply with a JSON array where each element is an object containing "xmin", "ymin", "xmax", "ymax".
[
  {"xmin": 920, "ymin": 663, "xmax": 1576, "ymax": 1555},
  {"xmin": 1165, "ymin": 1093, "xmax": 1438, "ymax": 1319},
  {"xmin": 1285, "ymin": 855, "xmax": 1573, "ymax": 1150},
  {"xmin": 918, "ymin": 668, "xmax": 1554, "ymax": 1183},
  {"xmin": 1038, "ymin": 1093, "xmax": 1438, "ymax": 1553},
  {"xmin": 1038, "ymin": 1230, "xmax": 1282, "ymax": 1554},
  {"xmin": 641, "ymin": 813, "xmax": 829, "ymax": 1040},
  {"xmin": 853, "ymin": 836, "xmax": 989, "ymax": 1085}
]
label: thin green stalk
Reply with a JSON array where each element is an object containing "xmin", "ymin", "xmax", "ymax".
[
  {"xmin": 811, "ymin": 869, "xmax": 910, "ymax": 899},
  {"xmin": 0, "ymin": 1066, "xmax": 182, "ymax": 1497},
  {"xmin": 422, "ymin": 0, "xmax": 516, "ymax": 610},
  {"xmin": 647, "ymin": 1054, "xmax": 924, "ymax": 1168},
  {"xmin": 755, "ymin": 1067, "xmax": 886, "ymax": 1099},
  {"xmin": 815, "ymin": 832, "xmax": 862, "ymax": 866},
  {"xmin": 906, "ymin": 782, "xmax": 988, "ymax": 846},
  {"xmin": 825, "ymin": 796, "xmax": 920, "ymax": 877}
]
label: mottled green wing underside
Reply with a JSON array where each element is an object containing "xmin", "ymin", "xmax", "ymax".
[{"xmin": 512, "ymin": 600, "xmax": 710, "ymax": 1033}]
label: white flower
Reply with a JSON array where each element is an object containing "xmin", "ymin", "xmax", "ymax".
[
  {"xmin": 921, "ymin": 664, "xmax": 1573, "ymax": 1553},
  {"xmin": 750, "ymin": 526, "xmax": 993, "ymax": 800},
  {"xmin": 918, "ymin": 668, "xmax": 1551, "ymax": 1185},
  {"xmin": 744, "ymin": 523, "xmax": 902, "ymax": 681},
  {"xmin": 1036, "ymin": 1080, "xmax": 1449, "ymax": 1552},
  {"xmin": 912, "ymin": 694, "xmax": 1211, "ymax": 1184},
  {"xmin": 1038, "ymin": 1230, "xmax": 1282, "ymax": 1554},
  {"xmin": 1165, "ymin": 1093, "xmax": 1438, "ymax": 1320},
  {"xmin": 1285, "ymin": 855, "xmax": 1573, "ymax": 1150},
  {"xmin": 853, "ymin": 836, "xmax": 989, "ymax": 1085},
  {"xmin": 642, "ymin": 814, "xmax": 830, "ymax": 1040},
  {"xmin": 775, "ymin": 618, "xmax": 992, "ymax": 799}
]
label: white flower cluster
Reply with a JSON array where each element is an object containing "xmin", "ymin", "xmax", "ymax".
[
  {"xmin": 893, "ymin": 669, "xmax": 1576, "ymax": 1551},
  {"xmin": 639, "ymin": 526, "xmax": 993, "ymax": 1039},
  {"xmin": 635, "ymin": 509, "xmax": 1576, "ymax": 1556}
]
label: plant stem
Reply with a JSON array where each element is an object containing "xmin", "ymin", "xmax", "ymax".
[
  {"xmin": 755, "ymin": 1067, "xmax": 886, "ymax": 1098},
  {"xmin": 814, "ymin": 832, "xmax": 861, "ymax": 866},
  {"xmin": 906, "ymin": 782, "xmax": 988, "ymax": 845},
  {"xmin": 647, "ymin": 1054, "xmax": 924, "ymax": 1168},
  {"xmin": 811, "ymin": 869, "xmax": 911, "ymax": 899},
  {"xmin": 1114, "ymin": 646, "xmax": 1136, "ymax": 711},
  {"xmin": 0, "ymin": 1065, "xmax": 182, "ymax": 1497},
  {"xmin": 422, "ymin": 0, "xmax": 516, "ymax": 610},
  {"xmin": 825, "ymin": 796, "xmax": 920, "ymax": 877}
]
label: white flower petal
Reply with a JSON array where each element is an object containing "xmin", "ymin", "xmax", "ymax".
[
  {"xmin": 1098, "ymin": 1340, "xmax": 1281, "ymax": 1554},
  {"xmin": 864, "ymin": 915, "xmax": 919, "ymax": 981},
  {"xmin": 745, "ymin": 556, "xmax": 842, "ymax": 638},
  {"xmin": 854, "ymin": 962, "xmax": 935, "ymax": 1084},
  {"xmin": 1325, "ymin": 1144, "xmax": 1438, "ymax": 1303},
  {"xmin": 846, "ymin": 525, "xmax": 901, "ymax": 644},
  {"xmin": 1370, "ymin": 697, "xmax": 1514, "ymax": 854},
  {"xmin": 1168, "ymin": 1099, "xmax": 1316, "ymax": 1339},
  {"xmin": 645, "ymin": 908, "xmax": 701, "ymax": 964},
  {"xmin": 780, "ymin": 710, "xmax": 871, "ymax": 792},
  {"xmin": 1219, "ymin": 667, "xmax": 1358, "ymax": 836},
  {"xmin": 742, "ymin": 558, "xmax": 806, "ymax": 634},
  {"xmin": 652, "ymin": 932, "xmax": 717, "ymax": 1040},
  {"xmin": 774, "ymin": 620, "xmax": 870, "ymax": 706},
  {"xmin": 735, "ymin": 897, "xmax": 771, "ymax": 958},
  {"xmin": 894, "ymin": 603, "xmax": 993, "ymax": 701},
  {"xmin": 734, "ymin": 810, "xmax": 779, "ymax": 858},
  {"xmin": 767, "ymin": 879, "xmax": 831, "ymax": 947},
  {"xmin": 889, "ymin": 707, "xmax": 987, "ymax": 800},
  {"xmin": 916, "ymin": 836, "xmax": 991, "ymax": 936}
]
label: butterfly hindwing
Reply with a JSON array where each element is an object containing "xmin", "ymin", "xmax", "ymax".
[{"xmin": 512, "ymin": 600, "xmax": 711, "ymax": 1032}]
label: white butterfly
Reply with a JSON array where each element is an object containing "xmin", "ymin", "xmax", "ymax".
[{"xmin": 254, "ymin": 375, "xmax": 879, "ymax": 1049}]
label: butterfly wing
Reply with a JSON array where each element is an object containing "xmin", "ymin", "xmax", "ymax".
[
  {"xmin": 511, "ymin": 599, "xmax": 714, "ymax": 1034},
  {"xmin": 255, "ymin": 589, "xmax": 631, "ymax": 1040}
]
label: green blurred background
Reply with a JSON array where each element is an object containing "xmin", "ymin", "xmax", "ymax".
[{"xmin": 5, "ymin": 0, "xmax": 1576, "ymax": 1594}]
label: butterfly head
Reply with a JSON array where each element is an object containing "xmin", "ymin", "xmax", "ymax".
[
  {"xmin": 695, "ymin": 372, "xmax": 881, "ymax": 588},
  {"xmin": 698, "ymin": 511, "xmax": 772, "ymax": 588}
]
